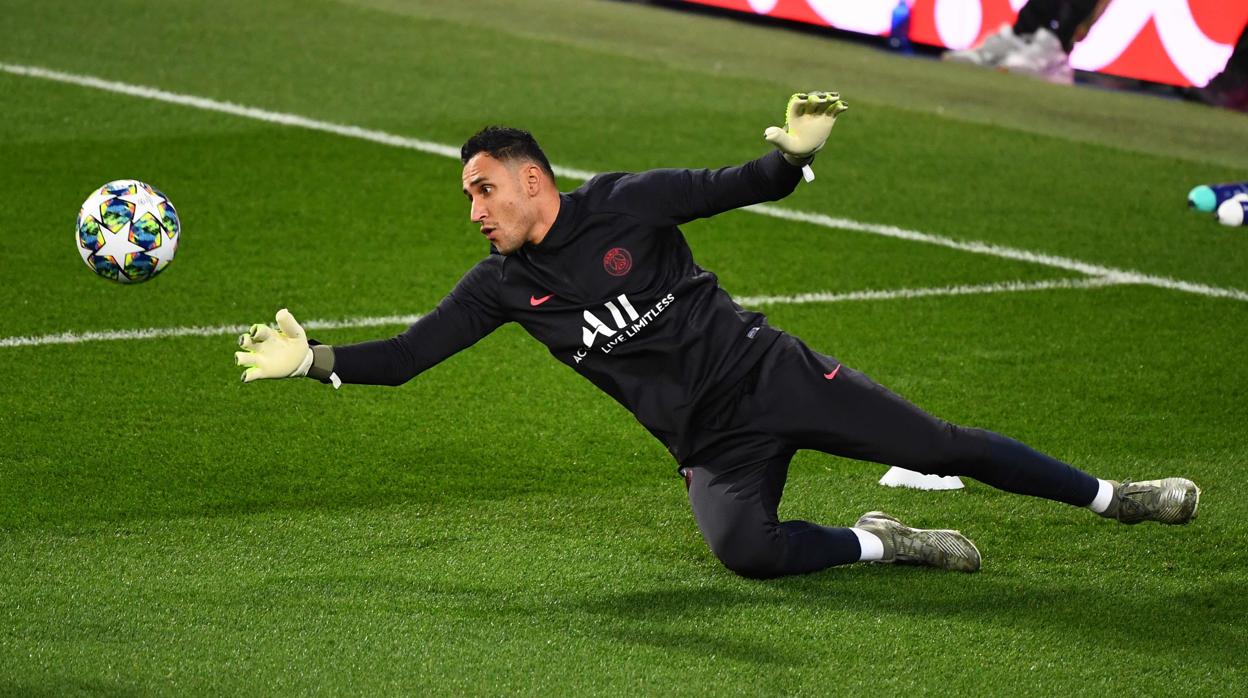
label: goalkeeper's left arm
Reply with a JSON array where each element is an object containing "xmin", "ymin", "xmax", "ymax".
[{"xmin": 589, "ymin": 91, "xmax": 848, "ymax": 226}]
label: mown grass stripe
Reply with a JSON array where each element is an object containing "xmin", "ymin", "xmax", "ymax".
[
  {"xmin": 3, "ymin": 62, "xmax": 1244, "ymax": 303},
  {"xmin": 750, "ymin": 205, "xmax": 1248, "ymax": 302}
]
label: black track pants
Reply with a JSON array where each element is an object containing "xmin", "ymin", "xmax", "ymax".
[
  {"xmin": 681, "ymin": 334, "xmax": 1099, "ymax": 579},
  {"xmin": 1013, "ymin": 0, "xmax": 1102, "ymax": 50}
]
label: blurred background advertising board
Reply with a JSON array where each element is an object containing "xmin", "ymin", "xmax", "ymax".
[{"xmin": 673, "ymin": 0, "xmax": 1248, "ymax": 87}]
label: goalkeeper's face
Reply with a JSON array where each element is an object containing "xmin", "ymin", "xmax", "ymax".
[{"xmin": 462, "ymin": 153, "xmax": 545, "ymax": 255}]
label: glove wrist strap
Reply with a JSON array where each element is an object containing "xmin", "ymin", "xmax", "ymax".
[
  {"xmin": 781, "ymin": 152, "xmax": 813, "ymax": 167},
  {"xmin": 780, "ymin": 152, "xmax": 817, "ymax": 182},
  {"xmin": 306, "ymin": 344, "xmax": 335, "ymax": 379}
]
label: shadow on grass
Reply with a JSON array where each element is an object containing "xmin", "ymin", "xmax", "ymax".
[
  {"xmin": 573, "ymin": 572, "xmax": 1247, "ymax": 669},
  {"xmin": 1, "ymin": 446, "xmax": 647, "ymax": 534},
  {"xmin": 0, "ymin": 679, "xmax": 138, "ymax": 697}
]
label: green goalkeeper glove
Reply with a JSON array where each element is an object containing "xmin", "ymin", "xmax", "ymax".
[
  {"xmin": 235, "ymin": 308, "xmax": 313, "ymax": 383},
  {"xmin": 764, "ymin": 91, "xmax": 849, "ymax": 180}
]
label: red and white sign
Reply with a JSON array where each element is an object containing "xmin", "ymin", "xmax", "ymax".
[{"xmin": 678, "ymin": 0, "xmax": 1248, "ymax": 87}]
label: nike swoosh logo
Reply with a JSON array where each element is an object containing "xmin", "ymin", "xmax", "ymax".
[
  {"xmin": 530, "ymin": 294, "xmax": 553, "ymax": 307},
  {"xmin": 824, "ymin": 364, "xmax": 842, "ymax": 380}
]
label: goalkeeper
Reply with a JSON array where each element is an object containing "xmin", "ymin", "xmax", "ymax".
[{"xmin": 236, "ymin": 92, "xmax": 1200, "ymax": 578}]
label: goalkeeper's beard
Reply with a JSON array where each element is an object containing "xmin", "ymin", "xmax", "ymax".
[{"xmin": 488, "ymin": 209, "xmax": 542, "ymax": 255}]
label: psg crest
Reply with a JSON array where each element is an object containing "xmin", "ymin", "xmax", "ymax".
[{"xmin": 603, "ymin": 247, "xmax": 632, "ymax": 276}]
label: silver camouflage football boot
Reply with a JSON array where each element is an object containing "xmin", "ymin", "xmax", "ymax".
[
  {"xmin": 1000, "ymin": 27, "xmax": 1074, "ymax": 85},
  {"xmin": 1100, "ymin": 478, "xmax": 1201, "ymax": 524},
  {"xmin": 855, "ymin": 511, "xmax": 981, "ymax": 572},
  {"xmin": 942, "ymin": 24, "xmax": 1026, "ymax": 68}
]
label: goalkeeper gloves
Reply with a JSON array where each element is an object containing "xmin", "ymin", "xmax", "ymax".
[
  {"xmin": 235, "ymin": 308, "xmax": 313, "ymax": 383},
  {"xmin": 764, "ymin": 91, "xmax": 849, "ymax": 180}
]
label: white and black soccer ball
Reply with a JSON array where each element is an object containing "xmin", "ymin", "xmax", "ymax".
[{"xmin": 76, "ymin": 179, "xmax": 180, "ymax": 283}]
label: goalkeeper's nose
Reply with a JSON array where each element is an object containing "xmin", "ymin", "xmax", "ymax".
[{"xmin": 470, "ymin": 199, "xmax": 489, "ymax": 224}]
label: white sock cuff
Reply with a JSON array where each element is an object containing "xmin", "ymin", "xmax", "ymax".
[
  {"xmin": 1087, "ymin": 478, "xmax": 1114, "ymax": 513},
  {"xmin": 850, "ymin": 527, "xmax": 885, "ymax": 562}
]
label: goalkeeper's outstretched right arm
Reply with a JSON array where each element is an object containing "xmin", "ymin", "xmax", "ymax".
[{"xmin": 235, "ymin": 259, "xmax": 507, "ymax": 388}]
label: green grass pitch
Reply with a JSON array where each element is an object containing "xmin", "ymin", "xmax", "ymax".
[{"xmin": 2, "ymin": 0, "xmax": 1247, "ymax": 693}]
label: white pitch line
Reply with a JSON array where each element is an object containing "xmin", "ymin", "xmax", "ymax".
[
  {"xmin": 0, "ymin": 314, "xmax": 424, "ymax": 349},
  {"xmin": 734, "ymin": 275, "xmax": 1126, "ymax": 306},
  {"xmin": 0, "ymin": 63, "xmax": 597, "ymax": 182},
  {"xmin": 3, "ymin": 62, "xmax": 1245, "ymax": 304},
  {"xmin": 0, "ymin": 278, "xmax": 1121, "ymax": 349}
]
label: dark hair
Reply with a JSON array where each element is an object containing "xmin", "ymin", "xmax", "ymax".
[{"xmin": 460, "ymin": 126, "xmax": 555, "ymax": 181}]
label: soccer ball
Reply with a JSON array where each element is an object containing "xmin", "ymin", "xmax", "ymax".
[{"xmin": 76, "ymin": 179, "xmax": 180, "ymax": 283}]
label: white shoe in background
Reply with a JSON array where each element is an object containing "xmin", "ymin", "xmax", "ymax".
[
  {"xmin": 942, "ymin": 24, "xmax": 1026, "ymax": 68},
  {"xmin": 1000, "ymin": 27, "xmax": 1074, "ymax": 85}
]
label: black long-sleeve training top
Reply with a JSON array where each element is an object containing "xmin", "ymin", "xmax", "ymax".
[{"xmin": 330, "ymin": 150, "xmax": 804, "ymax": 463}]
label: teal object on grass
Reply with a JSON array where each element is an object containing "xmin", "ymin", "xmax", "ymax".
[
  {"xmin": 1188, "ymin": 185, "xmax": 1216, "ymax": 212},
  {"xmin": 1188, "ymin": 181, "xmax": 1248, "ymax": 212}
]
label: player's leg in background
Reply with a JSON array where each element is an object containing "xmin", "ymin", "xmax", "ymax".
[
  {"xmin": 680, "ymin": 453, "xmax": 868, "ymax": 579},
  {"xmin": 943, "ymin": 0, "xmax": 1103, "ymax": 73},
  {"xmin": 1012, "ymin": 0, "xmax": 1058, "ymax": 36},
  {"xmin": 999, "ymin": 0, "xmax": 1103, "ymax": 83},
  {"xmin": 1013, "ymin": 0, "xmax": 1102, "ymax": 49}
]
